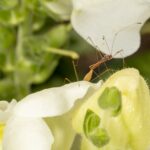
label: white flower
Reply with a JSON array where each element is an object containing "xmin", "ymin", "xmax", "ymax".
[
  {"xmin": 71, "ymin": 0, "xmax": 150, "ymax": 58},
  {"xmin": 0, "ymin": 100, "xmax": 53, "ymax": 150},
  {"xmin": 0, "ymin": 81, "xmax": 102, "ymax": 150}
]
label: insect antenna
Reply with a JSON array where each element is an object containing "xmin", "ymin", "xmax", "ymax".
[
  {"xmin": 102, "ymin": 35, "xmax": 112, "ymax": 55},
  {"xmin": 83, "ymin": 36, "xmax": 116, "ymax": 81},
  {"xmin": 111, "ymin": 22, "xmax": 142, "ymax": 56},
  {"xmin": 84, "ymin": 22, "xmax": 142, "ymax": 82},
  {"xmin": 87, "ymin": 36, "xmax": 110, "ymax": 72}
]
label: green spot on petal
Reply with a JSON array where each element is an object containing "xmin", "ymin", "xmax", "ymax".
[
  {"xmin": 89, "ymin": 128, "xmax": 110, "ymax": 148},
  {"xmin": 83, "ymin": 109, "xmax": 100, "ymax": 136},
  {"xmin": 83, "ymin": 109, "xmax": 109, "ymax": 148},
  {"xmin": 98, "ymin": 87, "xmax": 122, "ymax": 116}
]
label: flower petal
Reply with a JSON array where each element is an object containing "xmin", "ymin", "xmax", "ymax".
[
  {"xmin": 13, "ymin": 81, "xmax": 102, "ymax": 118},
  {"xmin": 46, "ymin": 114, "xmax": 76, "ymax": 150},
  {"xmin": 3, "ymin": 117, "xmax": 53, "ymax": 150},
  {"xmin": 71, "ymin": 0, "xmax": 150, "ymax": 58},
  {"xmin": 0, "ymin": 100, "xmax": 17, "ymax": 123},
  {"xmin": 72, "ymin": 68, "xmax": 150, "ymax": 149}
]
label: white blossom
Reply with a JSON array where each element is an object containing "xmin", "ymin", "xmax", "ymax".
[
  {"xmin": 71, "ymin": 0, "xmax": 150, "ymax": 58},
  {"xmin": 0, "ymin": 81, "xmax": 102, "ymax": 150}
]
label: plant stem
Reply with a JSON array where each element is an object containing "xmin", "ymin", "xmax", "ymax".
[
  {"xmin": 45, "ymin": 47, "xmax": 79, "ymax": 59},
  {"xmin": 14, "ymin": 0, "xmax": 31, "ymax": 99},
  {"xmin": 16, "ymin": 26, "xmax": 23, "ymax": 59}
]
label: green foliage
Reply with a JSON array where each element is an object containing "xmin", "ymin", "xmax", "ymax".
[
  {"xmin": 0, "ymin": 0, "xmax": 149, "ymax": 101},
  {"xmin": 41, "ymin": 0, "xmax": 72, "ymax": 21},
  {"xmin": 0, "ymin": 0, "xmax": 76, "ymax": 100},
  {"xmin": 0, "ymin": 0, "xmax": 18, "ymax": 10}
]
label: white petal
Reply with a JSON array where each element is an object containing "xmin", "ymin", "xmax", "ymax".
[
  {"xmin": 0, "ymin": 101, "xmax": 9, "ymax": 112},
  {"xmin": 13, "ymin": 81, "xmax": 102, "ymax": 118},
  {"xmin": 71, "ymin": 0, "xmax": 150, "ymax": 58},
  {"xmin": 0, "ymin": 100, "xmax": 17, "ymax": 123},
  {"xmin": 3, "ymin": 117, "xmax": 53, "ymax": 150},
  {"xmin": 143, "ymin": 0, "xmax": 150, "ymax": 4},
  {"xmin": 46, "ymin": 115, "xmax": 76, "ymax": 150}
]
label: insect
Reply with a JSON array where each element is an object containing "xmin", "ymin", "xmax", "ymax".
[
  {"xmin": 83, "ymin": 50, "xmax": 123, "ymax": 81},
  {"xmin": 83, "ymin": 22, "xmax": 142, "ymax": 81},
  {"xmin": 83, "ymin": 34, "xmax": 123, "ymax": 81},
  {"xmin": 83, "ymin": 54, "xmax": 112, "ymax": 81}
]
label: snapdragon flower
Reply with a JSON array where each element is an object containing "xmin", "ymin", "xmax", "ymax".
[
  {"xmin": 0, "ymin": 81, "xmax": 101, "ymax": 150},
  {"xmin": 0, "ymin": 100, "xmax": 53, "ymax": 150},
  {"xmin": 72, "ymin": 68, "xmax": 150, "ymax": 150}
]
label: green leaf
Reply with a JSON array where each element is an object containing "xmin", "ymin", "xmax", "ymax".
[
  {"xmin": 98, "ymin": 87, "xmax": 122, "ymax": 116},
  {"xmin": 0, "ymin": 25, "xmax": 15, "ymax": 50},
  {"xmin": 32, "ymin": 12, "xmax": 46, "ymax": 31},
  {"xmin": 24, "ymin": 0, "xmax": 39, "ymax": 10},
  {"xmin": 44, "ymin": 24, "xmax": 69, "ymax": 47},
  {"xmin": 24, "ymin": 0, "xmax": 47, "ymax": 31},
  {"xmin": 0, "ymin": 0, "xmax": 18, "ymax": 10},
  {"xmin": 0, "ymin": 78, "xmax": 18, "ymax": 100},
  {"xmin": 0, "ymin": 8, "xmax": 25, "ymax": 26},
  {"xmin": 23, "ymin": 25, "xmax": 69, "ymax": 55},
  {"xmin": 22, "ymin": 25, "xmax": 69, "ymax": 84}
]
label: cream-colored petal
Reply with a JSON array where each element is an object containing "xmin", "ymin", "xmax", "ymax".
[
  {"xmin": 0, "ymin": 101, "xmax": 8, "ymax": 112},
  {"xmin": 46, "ymin": 114, "xmax": 76, "ymax": 150},
  {"xmin": 13, "ymin": 81, "xmax": 102, "ymax": 118},
  {"xmin": 72, "ymin": 68, "xmax": 150, "ymax": 149},
  {"xmin": 71, "ymin": 0, "xmax": 150, "ymax": 58},
  {"xmin": 3, "ymin": 117, "xmax": 53, "ymax": 150},
  {"xmin": 0, "ymin": 100, "xmax": 17, "ymax": 123}
]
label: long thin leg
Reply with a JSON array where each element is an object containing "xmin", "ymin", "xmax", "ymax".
[
  {"xmin": 91, "ymin": 68, "xmax": 114, "ymax": 82},
  {"xmin": 72, "ymin": 60, "xmax": 79, "ymax": 81},
  {"xmin": 87, "ymin": 36, "xmax": 110, "ymax": 73}
]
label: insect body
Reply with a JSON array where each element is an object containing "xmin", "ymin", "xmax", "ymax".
[
  {"xmin": 83, "ymin": 22, "xmax": 142, "ymax": 82},
  {"xmin": 83, "ymin": 54, "xmax": 112, "ymax": 81}
]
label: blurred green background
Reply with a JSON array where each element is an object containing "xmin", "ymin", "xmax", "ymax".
[{"xmin": 0, "ymin": 0, "xmax": 149, "ymax": 101}]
